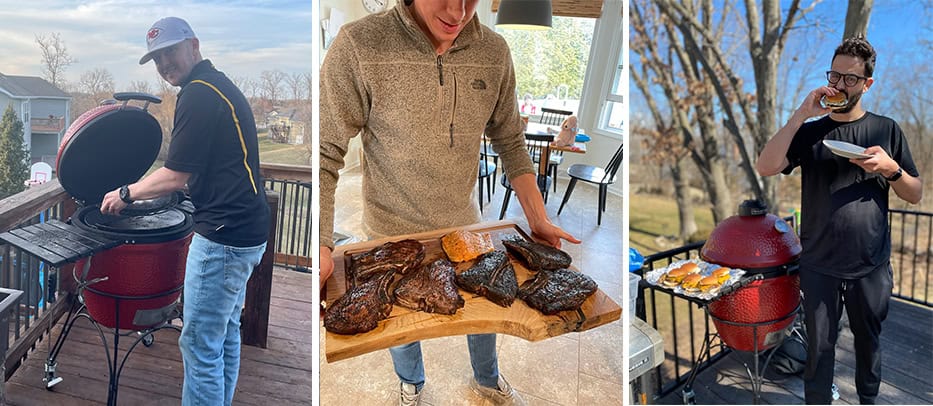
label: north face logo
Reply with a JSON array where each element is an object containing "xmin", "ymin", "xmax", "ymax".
[{"xmin": 471, "ymin": 79, "xmax": 486, "ymax": 90}]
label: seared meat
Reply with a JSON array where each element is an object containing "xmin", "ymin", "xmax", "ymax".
[
  {"xmin": 348, "ymin": 239, "xmax": 425, "ymax": 285},
  {"xmin": 455, "ymin": 250, "xmax": 518, "ymax": 307},
  {"xmin": 324, "ymin": 272, "xmax": 395, "ymax": 335},
  {"xmin": 441, "ymin": 229, "xmax": 494, "ymax": 262},
  {"xmin": 395, "ymin": 259, "xmax": 465, "ymax": 315},
  {"xmin": 519, "ymin": 269, "xmax": 598, "ymax": 315},
  {"xmin": 502, "ymin": 236, "xmax": 572, "ymax": 272}
]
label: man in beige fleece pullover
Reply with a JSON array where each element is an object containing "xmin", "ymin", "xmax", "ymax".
[{"xmin": 319, "ymin": 1, "xmax": 579, "ymax": 405}]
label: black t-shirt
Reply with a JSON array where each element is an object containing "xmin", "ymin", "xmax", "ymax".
[
  {"xmin": 165, "ymin": 60, "xmax": 269, "ymax": 247},
  {"xmin": 783, "ymin": 112, "xmax": 918, "ymax": 278}
]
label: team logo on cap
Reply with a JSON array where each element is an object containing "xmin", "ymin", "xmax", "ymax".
[{"xmin": 147, "ymin": 28, "xmax": 161, "ymax": 43}]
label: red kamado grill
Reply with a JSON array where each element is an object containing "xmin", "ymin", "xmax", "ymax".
[
  {"xmin": 56, "ymin": 93, "xmax": 193, "ymax": 331},
  {"xmin": 700, "ymin": 200, "xmax": 802, "ymax": 352}
]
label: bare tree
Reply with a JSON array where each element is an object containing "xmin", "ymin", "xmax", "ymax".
[
  {"xmin": 303, "ymin": 72, "xmax": 313, "ymax": 102},
  {"xmin": 260, "ymin": 70, "xmax": 286, "ymax": 106},
  {"xmin": 285, "ymin": 72, "xmax": 305, "ymax": 102},
  {"xmin": 652, "ymin": 0, "xmax": 821, "ymax": 212},
  {"xmin": 78, "ymin": 68, "xmax": 115, "ymax": 97},
  {"xmin": 844, "ymin": 0, "xmax": 873, "ymax": 39},
  {"xmin": 35, "ymin": 33, "xmax": 77, "ymax": 89},
  {"xmin": 129, "ymin": 80, "xmax": 152, "ymax": 94}
]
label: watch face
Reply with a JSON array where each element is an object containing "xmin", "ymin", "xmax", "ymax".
[{"xmin": 362, "ymin": 0, "xmax": 387, "ymax": 14}]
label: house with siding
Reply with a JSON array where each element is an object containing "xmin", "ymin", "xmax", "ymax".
[{"xmin": 0, "ymin": 73, "xmax": 71, "ymax": 167}]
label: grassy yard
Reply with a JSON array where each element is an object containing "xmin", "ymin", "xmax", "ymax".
[
  {"xmin": 629, "ymin": 193, "xmax": 715, "ymax": 256},
  {"xmin": 258, "ymin": 135, "xmax": 310, "ymax": 166}
]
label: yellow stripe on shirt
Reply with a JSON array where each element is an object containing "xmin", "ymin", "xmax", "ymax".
[{"xmin": 190, "ymin": 79, "xmax": 258, "ymax": 194}]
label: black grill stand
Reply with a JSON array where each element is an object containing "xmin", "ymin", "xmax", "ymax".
[
  {"xmin": 0, "ymin": 219, "xmax": 182, "ymax": 406},
  {"xmin": 680, "ymin": 302, "xmax": 800, "ymax": 405},
  {"xmin": 43, "ymin": 262, "xmax": 183, "ymax": 406}
]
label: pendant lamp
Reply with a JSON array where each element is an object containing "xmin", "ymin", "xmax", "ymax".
[{"xmin": 495, "ymin": 0, "xmax": 552, "ymax": 30}]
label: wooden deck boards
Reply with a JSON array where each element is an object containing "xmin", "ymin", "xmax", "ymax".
[
  {"xmin": 656, "ymin": 298, "xmax": 933, "ymax": 404},
  {"xmin": 3, "ymin": 268, "xmax": 313, "ymax": 405}
]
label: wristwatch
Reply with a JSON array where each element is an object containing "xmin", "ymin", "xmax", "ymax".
[
  {"xmin": 119, "ymin": 184, "xmax": 133, "ymax": 204},
  {"xmin": 884, "ymin": 167, "xmax": 903, "ymax": 182}
]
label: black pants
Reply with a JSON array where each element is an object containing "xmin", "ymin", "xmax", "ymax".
[{"xmin": 800, "ymin": 264, "xmax": 892, "ymax": 404}]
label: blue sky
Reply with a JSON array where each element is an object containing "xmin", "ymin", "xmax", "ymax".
[
  {"xmin": 629, "ymin": 0, "xmax": 932, "ymax": 125},
  {"xmin": 0, "ymin": 0, "xmax": 313, "ymax": 91}
]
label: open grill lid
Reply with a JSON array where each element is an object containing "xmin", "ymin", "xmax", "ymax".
[
  {"xmin": 700, "ymin": 200, "xmax": 802, "ymax": 270},
  {"xmin": 56, "ymin": 92, "xmax": 163, "ymax": 206}
]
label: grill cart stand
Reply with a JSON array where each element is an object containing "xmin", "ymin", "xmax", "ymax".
[{"xmin": 0, "ymin": 220, "xmax": 183, "ymax": 406}]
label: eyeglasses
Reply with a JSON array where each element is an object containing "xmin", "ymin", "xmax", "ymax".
[{"xmin": 826, "ymin": 71, "xmax": 869, "ymax": 87}]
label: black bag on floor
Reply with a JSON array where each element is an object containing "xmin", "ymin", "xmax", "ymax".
[{"xmin": 770, "ymin": 311, "xmax": 808, "ymax": 375}]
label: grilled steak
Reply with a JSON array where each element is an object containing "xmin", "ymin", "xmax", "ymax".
[
  {"xmin": 455, "ymin": 250, "xmax": 518, "ymax": 307},
  {"xmin": 502, "ymin": 237, "xmax": 572, "ymax": 272},
  {"xmin": 348, "ymin": 239, "xmax": 425, "ymax": 285},
  {"xmin": 395, "ymin": 259, "xmax": 465, "ymax": 315},
  {"xmin": 324, "ymin": 272, "xmax": 395, "ymax": 335},
  {"xmin": 519, "ymin": 269, "xmax": 598, "ymax": 315}
]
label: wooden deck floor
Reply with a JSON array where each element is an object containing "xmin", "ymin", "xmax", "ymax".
[
  {"xmin": 3, "ymin": 268, "xmax": 313, "ymax": 405},
  {"xmin": 655, "ymin": 298, "xmax": 933, "ymax": 405}
]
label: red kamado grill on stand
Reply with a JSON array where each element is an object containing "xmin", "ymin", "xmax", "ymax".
[
  {"xmin": 676, "ymin": 200, "xmax": 803, "ymax": 405},
  {"xmin": 0, "ymin": 93, "xmax": 193, "ymax": 406}
]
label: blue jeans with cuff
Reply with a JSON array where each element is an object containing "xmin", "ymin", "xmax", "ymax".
[
  {"xmin": 179, "ymin": 233, "xmax": 266, "ymax": 406},
  {"xmin": 390, "ymin": 333, "xmax": 500, "ymax": 391}
]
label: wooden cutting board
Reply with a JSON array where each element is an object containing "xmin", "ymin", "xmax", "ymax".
[{"xmin": 323, "ymin": 220, "xmax": 621, "ymax": 363}]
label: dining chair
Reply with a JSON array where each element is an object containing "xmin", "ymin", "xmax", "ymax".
[
  {"xmin": 556, "ymin": 142, "xmax": 623, "ymax": 225},
  {"xmin": 479, "ymin": 135, "xmax": 498, "ymax": 196},
  {"xmin": 499, "ymin": 133, "xmax": 554, "ymax": 220},
  {"xmin": 478, "ymin": 136, "xmax": 497, "ymax": 213},
  {"xmin": 538, "ymin": 108, "xmax": 573, "ymax": 192}
]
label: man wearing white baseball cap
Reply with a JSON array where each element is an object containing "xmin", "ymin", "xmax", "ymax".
[{"xmin": 100, "ymin": 16, "xmax": 270, "ymax": 406}]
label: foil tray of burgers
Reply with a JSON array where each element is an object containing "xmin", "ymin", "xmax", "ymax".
[{"xmin": 644, "ymin": 259, "xmax": 746, "ymax": 301}]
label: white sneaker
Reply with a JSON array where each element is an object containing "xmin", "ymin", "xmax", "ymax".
[
  {"xmin": 399, "ymin": 382, "xmax": 422, "ymax": 406},
  {"xmin": 470, "ymin": 374, "xmax": 526, "ymax": 406}
]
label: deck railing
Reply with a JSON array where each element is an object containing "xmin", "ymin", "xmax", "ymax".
[
  {"xmin": 637, "ymin": 211, "xmax": 933, "ymax": 400},
  {"xmin": 0, "ymin": 164, "xmax": 297, "ymax": 382}
]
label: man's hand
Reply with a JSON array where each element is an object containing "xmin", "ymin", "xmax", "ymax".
[
  {"xmin": 319, "ymin": 246, "xmax": 334, "ymax": 288},
  {"xmin": 849, "ymin": 146, "xmax": 899, "ymax": 177},
  {"xmin": 100, "ymin": 188, "xmax": 129, "ymax": 215},
  {"xmin": 797, "ymin": 86, "xmax": 838, "ymax": 120},
  {"xmin": 529, "ymin": 219, "xmax": 581, "ymax": 249}
]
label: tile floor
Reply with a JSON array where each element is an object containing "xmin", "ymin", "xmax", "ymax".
[{"xmin": 321, "ymin": 167, "xmax": 624, "ymax": 405}]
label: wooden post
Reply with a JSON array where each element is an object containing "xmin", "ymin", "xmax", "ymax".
[{"xmin": 242, "ymin": 190, "xmax": 279, "ymax": 348}]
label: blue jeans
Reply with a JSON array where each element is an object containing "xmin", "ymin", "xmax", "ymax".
[
  {"xmin": 179, "ymin": 233, "xmax": 266, "ymax": 406},
  {"xmin": 390, "ymin": 334, "xmax": 499, "ymax": 391}
]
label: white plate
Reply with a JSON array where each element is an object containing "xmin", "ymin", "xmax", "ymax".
[{"xmin": 822, "ymin": 140, "xmax": 872, "ymax": 159}]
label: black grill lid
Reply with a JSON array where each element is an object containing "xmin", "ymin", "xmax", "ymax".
[{"xmin": 56, "ymin": 93, "xmax": 162, "ymax": 205}]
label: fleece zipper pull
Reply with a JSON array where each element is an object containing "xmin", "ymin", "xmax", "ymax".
[{"xmin": 436, "ymin": 56, "xmax": 444, "ymax": 86}]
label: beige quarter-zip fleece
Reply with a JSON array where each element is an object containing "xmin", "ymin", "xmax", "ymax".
[{"xmin": 320, "ymin": 2, "xmax": 535, "ymax": 247}]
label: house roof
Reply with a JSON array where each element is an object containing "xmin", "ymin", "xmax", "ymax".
[{"xmin": 0, "ymin": 73, "xmax": 71, "ymax": 99}]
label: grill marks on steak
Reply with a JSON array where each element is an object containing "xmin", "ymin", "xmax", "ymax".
[
  {"xmin": 503, "ymin": 237, "xmax": 572, "ymax": 271},
  {"xmin": 519, "ymin": 269, "xmax": 598, "ymax": 315},
  {"xmin": 395, "ymin": 259, "xmax": 465, "ymax": 315},
  {"xmin": 349, "ymin": 239, "xmax": 425, "ymax": 285},
  {"xmin": 456, "ymin": 251, "xmax": 518, "ymax": 307},
  {"xmin": 324, "ymin": 272, "xmax": 395, "ymax": 335}
]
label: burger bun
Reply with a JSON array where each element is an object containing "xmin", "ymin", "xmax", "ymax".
[{"xmin": 821, "ymin": 93, "xmax": 848, "ymax": 110}]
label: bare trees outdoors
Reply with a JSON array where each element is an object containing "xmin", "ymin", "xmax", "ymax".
[
  {"xmin": 35, "ymin": 33, "xmax": 76, "ymax": 90},
  {"xmin": 631, "ymin": 0, "xmax": 880, "ymax": 242}
]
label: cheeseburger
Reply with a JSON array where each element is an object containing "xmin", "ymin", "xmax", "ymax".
[
  {"xmin": 660, "ymin": 262, "xmax": 700, "ymax": 288},
  {"xmin": 821, "ymin": 92, "xmax": 847, "ymax": 110},
  {"xmin": 680, "ymin": 273, "xmax": 703, "ymax": 293},
  {"xmin": 698, "ymin": 275, "xmax": 724, "ymax": 295},
  {"xmin": 711, "ymin": 267, "xmax": 731, "ymax": 284}
]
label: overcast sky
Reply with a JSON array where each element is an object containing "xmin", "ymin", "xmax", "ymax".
[{"xmin": 0, "ymin": 0, "xmax": 313, "ymax": 91}]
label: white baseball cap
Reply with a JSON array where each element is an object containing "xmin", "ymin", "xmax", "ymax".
[{"xmin": 139, "ymin": 17, "xmax": 196, "ymax": 65}]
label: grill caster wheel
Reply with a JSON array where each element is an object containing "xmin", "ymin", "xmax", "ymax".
[
  {"xmin": 682, "ymin": 389, "xmax": 696, "ymax": 405},
  {"xmin": 142, "ymin": 333, "xmax": 154, "ymax": 347},
  {"xmin": 44, "ymin": 362, "xmax": 63, "ymax": 390}
]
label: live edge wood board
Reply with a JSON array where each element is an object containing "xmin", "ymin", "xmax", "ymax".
[{"xmin": 323, "ymin": 220, "xmax": 621, "ymax": 363}]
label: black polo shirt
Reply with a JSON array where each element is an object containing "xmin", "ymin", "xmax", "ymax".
[
  {"xmin": 165, "ymin": 60, "xmax": 269, "ymax": 247},
  {"xmin": 783, "ymin": 112, "xmax": 918, "ymax": 278}
]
